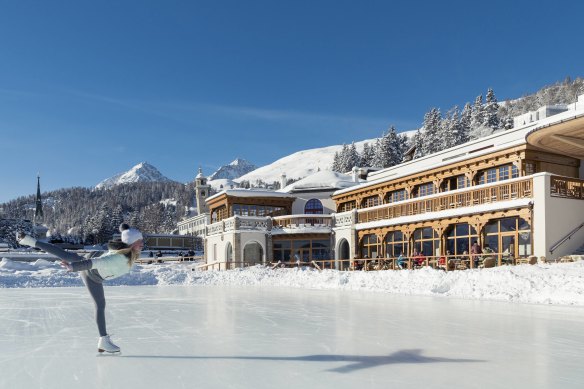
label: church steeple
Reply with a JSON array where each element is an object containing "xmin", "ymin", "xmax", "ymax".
[
  {"xmin": 194, "ymin": 167, "xmax": 210, "ymax": 215},
  {"xmin": 34, "ymin": 174, "xmax": 44, "ymax": 222}
]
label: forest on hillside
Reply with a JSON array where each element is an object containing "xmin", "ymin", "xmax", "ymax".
[
  {"xmin": 1, "ymin": 182, "xmax": 194, "ymax": 245},
  {"xmin": 331, "ymin": 77, "xmax": 584, "ymax": 173}
]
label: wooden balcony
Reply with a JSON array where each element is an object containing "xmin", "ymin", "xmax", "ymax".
[
  {"xmin": 357, "ymin": 177, "xmax": 533, "ymax": 224},
  {"xmin": 550, "ymin": 176, "xmax": 584, "ymax": 199}
]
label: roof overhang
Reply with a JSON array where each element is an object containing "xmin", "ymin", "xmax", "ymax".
[{"xmin": 526, "ymin": 114, "xmax": 584, "ymax": 159}]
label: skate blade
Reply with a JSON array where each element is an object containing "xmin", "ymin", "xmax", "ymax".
[{"xmin": 97, "ymin": 349, "xmax": 121, "ymax": 356}]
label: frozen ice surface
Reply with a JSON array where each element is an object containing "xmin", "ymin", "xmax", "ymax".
[{"xmin": 1, "ymin": 286, "xmax": 583, "ymax": 389}]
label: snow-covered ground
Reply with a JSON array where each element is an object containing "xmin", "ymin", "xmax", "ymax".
[
  {"xmin": 2, "ymin": 257, "xmax": 584, "ymax": 388},
  {"xmin": 2, "ymin": 256, "xmax": 584, "ymax": 305}
]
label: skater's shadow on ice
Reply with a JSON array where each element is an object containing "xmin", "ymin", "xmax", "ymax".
[{"xmin": 123, "ymin": 348, "xmax": 484, "ymax": 373}]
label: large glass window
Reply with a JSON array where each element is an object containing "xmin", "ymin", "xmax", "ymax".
[
  {"xmin": 311, "ymin": 240, "xmax": 330, "ymax": 260},
  {"xmin": 232, "ymin": 204, "xmax": 286, "ymax": 217},
  {"xmin": 360, "ymin": 234, "xmax": 380, "ymax": 259},
  {"xmin": 477, "ymin": 164, "xmax": 520, "ymax": 185},
  {"xmin": 385, "ymin": 189, "xmax": 407, "ymax": 203},
  {"xmin": 413, "ymin": 227, "xmax": 439, "ymax": 257},
  {"xmin": 441, "ymin": 175, "xmax": 470, "ymax": 192},
  {"xmin": 413, "ymin": 183, "xmax": 435, "ymax": 198},
  {"xmin": 484, "ymin": 217, "xmax": 532, "ymax": 259},
  {"xmin": 362, "ymin": 195, "xmax": 381, "ymax": 208},
  {"xmin": 446, "ymin": 223, "xmax": 478, "ymax": 257},
  {"xmin": 273, "ymin": 241, "xmax": 291, "ymax": 262},
  {"xmin": 338, "ymin": 200, "xmax": 356, "ymax": 213},
  {"xmin": 304, "ymin": 199, "xmax": 324, "ymax": 214},
  {"xmin": 274, "ymin": 239, "xmax": 330, "ymax": 262},
  {"xmin": 384, "ymin": 231, "xmax": 408, "ymax": 258}
]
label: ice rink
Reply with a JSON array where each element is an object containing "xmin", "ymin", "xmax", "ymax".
[{"xmin": 1, "ymin": 286, "xmax": 583, "ymax": 388}]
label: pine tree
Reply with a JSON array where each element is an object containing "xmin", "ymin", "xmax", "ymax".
[
  {"xmin": 421, "ymin": 108, "xmax": 442, "ymax": 156},
  {"xmin": 458, "ymin": 102, "xmax": 472, "ymax": 144},
  {"xmin": 360, "ymin": 143, "xmax": 375, "ymax": 167},
  {"xmin": 470, "ymin": 95, "xmax": 493, "ymax": 140},
  {"xmin": 339, "ymin": 144, "xmax": 350, "ymax": 172},
  {"xmin": 398, "ymin": 133, "xmax": 410, "ymax": 161},
  {"xmin": 347, "ymin": 142, "xmax": 360, "ymax": 169},
  {"xmin": 386, "ymin": 126, "xmax": 403, "ymax": 167},
  {"xmin": 412, "ymin": 129, "xmax": 424, "ymax": 159},
  {"xmin": 484, "ymin": 88, "xmax": 500, "ymax": 131},
  {"xmin": 470, "ymin": 95, "xmax": 484, "ymax": 131},
  {"xmin": 440, "ymin": 107, "xmax": 459, "ymax": 149},
  {"xmin": 371, "ymin": 138, "xmax": 383, "ymax": 168},
  {"xmin": 332, "ymin": 151, "xmax": 341, "ymax": 172}
]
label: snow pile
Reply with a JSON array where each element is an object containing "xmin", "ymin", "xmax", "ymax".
[{"xmin": 1, "ymin": 257, "xmax": 584, "ymax": 305}]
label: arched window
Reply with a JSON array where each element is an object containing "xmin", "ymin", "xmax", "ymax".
[
  {"xmin": 384, "ymin": 230, "xmax": 408, "ymax": 258},
  {"xmin": 446, "ymin": 223, "xmax": 478, "ymax": 257},
  {"xmin": 360, "ymin": 234, "xmax": 380, "ymax": 259},
  {"xmin": 243, "ymin": 242, "xmax": 264, "ymax": 265},
  {"xmin": 412, "ymin": 227, "xmax": 439, "ymax": 257},
  {"xmin": 484, "ymin": 217, "xmax": 531, "ymax": 260},
  {"xmin": 304, "ymin": 199, "xmax": 324, "ymax": 214}
]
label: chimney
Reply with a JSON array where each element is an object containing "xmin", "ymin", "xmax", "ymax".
[
  {"xmin": 352, "ymin": 166, "xmax": 358, "ymax": 182},
  {"xmin": 280, "ymin": 173, "xmax": 287, "ymax": 189}
]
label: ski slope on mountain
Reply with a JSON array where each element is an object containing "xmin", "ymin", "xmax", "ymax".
[
  {"xmin": 236, "ymin": 130, "xmax": 417, "ymax": 184},
  {"xmin": 236, "ymin": 138, "xmax": 377, "ymax": 184}
]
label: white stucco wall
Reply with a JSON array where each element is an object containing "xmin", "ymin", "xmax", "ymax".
[
  {"xmin": 205, "ymin": 233, "xmax": 232, "ymax": 264},
  {"xmin": 532, "ymin": 174, "xmax": 584, "ymax": 260}
]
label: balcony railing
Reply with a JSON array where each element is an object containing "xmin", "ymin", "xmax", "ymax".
[
  {"xmin": 358, "ymin": 177, "xmax": 533, "ymax": 224},
  {"xmin": 333, "ymin": 211, "xmax": 355, "ymax": 228},
  {"xmin": 550, "ymin": 176, "xmax": 584, "ymax": 199},
  {"xmin": 272, "ymin": 215, "xmax": 332, "ymax": 230}
]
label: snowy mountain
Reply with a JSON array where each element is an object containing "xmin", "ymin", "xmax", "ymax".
[
  {"xmin": 209, "ymin": 158, "xmax": 257, "ymax": 180},
  {"xmin": 236, "ymin": 131, "xmax": 416, "ymax": 185},
  {"xmin": 95, "ymin": 162, "xmax": 175, "ymax": 189}
]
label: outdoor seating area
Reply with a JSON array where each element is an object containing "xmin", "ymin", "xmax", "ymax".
[{"xmin": 337, "ymin": 251, "xmax": 534, "ymax": 272}]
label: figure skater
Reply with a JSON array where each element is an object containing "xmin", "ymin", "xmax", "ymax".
[{"xmin": 17, "ymin": 223, "xmax": 143, "ymax": 354}]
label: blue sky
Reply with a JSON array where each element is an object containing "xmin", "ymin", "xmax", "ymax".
[{"xmin": 1, "ymin": 0, "xmax": 583, "ymax": 203}]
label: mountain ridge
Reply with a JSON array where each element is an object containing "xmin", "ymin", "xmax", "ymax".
[{"xmin": 95, "ymin": 162, "xmax": 175, "ymax": 189}]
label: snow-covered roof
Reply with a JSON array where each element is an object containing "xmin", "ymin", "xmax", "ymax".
[
  {"xmin": 334, "ymin": 103, "xmax": 584, "ymax": 197},
  {"xmin": 206, "ymin": 188, "xmax": 296, "ymax": 202},
  {"xmin": 279, "ymin": 170, "xmax": 363, "ymax": 193}
]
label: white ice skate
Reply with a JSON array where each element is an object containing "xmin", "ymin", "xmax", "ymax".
[{"xmin": 97, "ymin": 335, "xmax": 121, "ymax": 354}]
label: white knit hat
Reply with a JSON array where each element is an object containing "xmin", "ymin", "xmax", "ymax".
[{"xmin": 121, "ymin": 228, "xmax": 143, "ymax": 245}]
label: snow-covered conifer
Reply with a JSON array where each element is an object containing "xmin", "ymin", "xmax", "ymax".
[
  {"xmin": 421, "ymin": 108, "xmax": 441, "ymax": 155},
  {"xmin": 484, "ymin": 88, "xmax": 500, "ymax": 131},
  {"xmin": 440, "ymin": 107, "xmax": 459, "ymax": 149},
  {"xmin": 458, "ymin": 102, "xmax": 472, "ymax": 144}
]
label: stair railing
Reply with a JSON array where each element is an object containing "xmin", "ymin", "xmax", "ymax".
[{"xmin": 549, "ymin": 222, "xmax": 584, "ymax": 255}]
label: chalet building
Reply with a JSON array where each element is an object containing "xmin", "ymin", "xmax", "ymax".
[
  {"xmin": 332, "ymin": 95, "xmax": 584, "ymax": 267},
  {"xmin": 203, "ymin": 171, "xmax": 361, "ymax": 269},
  {"xmin": 201, "ymin": 95, "xmax": 584, "ymax": 269}
]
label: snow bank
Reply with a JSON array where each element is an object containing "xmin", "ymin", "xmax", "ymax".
[{"xmin": 1, "ymin": 257, "xmax": 584, "ymax": 305}]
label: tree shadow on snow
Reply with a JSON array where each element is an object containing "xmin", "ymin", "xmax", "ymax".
[{"xmin": 122, "ymin": 348, "xmax": 485, "ymax": 373}]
